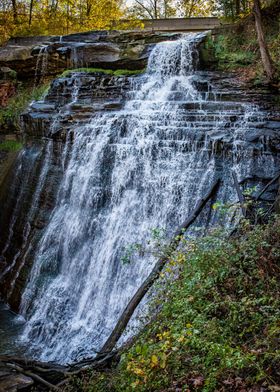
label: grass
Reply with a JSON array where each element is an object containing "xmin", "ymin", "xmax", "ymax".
[
  {"xmin": 68, "ymin": 217, "xmax": 280, "ymax": 391},
  {"xmin": 0, "ymin": 140, "xmax": 22, "ymax": 152},
  {"xmin": 60, "ymin": 68, "xmax": 145, "ymax": 78},
  {"xmin": 0, "ymin": 84, "xmax": 49, "ymax": 129}
]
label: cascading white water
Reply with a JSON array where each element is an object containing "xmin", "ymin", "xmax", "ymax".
[
  {"xmin": 18, "ymin": 33, "xmax": 277, "ymax": 363},
  {"xmin": 34, "ymin": 45, "xmax": 49, "ymax": 86}
]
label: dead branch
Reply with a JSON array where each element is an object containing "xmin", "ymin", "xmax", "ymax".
[
  {"xmin": 99, "ymin": 178, "xmax": 221, "ymax": 354},
  {"xmin": 232, "ymin": 171, "xmax": 246, "ymax": 217}
]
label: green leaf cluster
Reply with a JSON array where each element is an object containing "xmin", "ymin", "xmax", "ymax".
[
  {"xmin": 0, "ymin": 140, "xmax": 22, "ymax": 152},
  {"xmin": 77, "ymin": 217, "xmax": 280, "ymax": 392}
]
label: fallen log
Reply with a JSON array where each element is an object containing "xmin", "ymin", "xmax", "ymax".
[
  {"xmin": 255, "ymin": 172, "xmax": 280, "ymax": 201},
  {"xmin": 99, "ymin": 178, "xmax": 221, "ymax": 354},
  {"xmin": 232, "ymin": 171, "xmax": 246, "ymax": 218}
]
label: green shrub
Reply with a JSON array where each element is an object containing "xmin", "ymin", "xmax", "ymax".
[
  {"xmin": 0, "ymin": 84, "xmax": 49, "ymax": 129},
  {"xmin": 0, "ymin": 140, "xmax": 22, "ymax": 152},
  {"xmin": 76, "ymin": 218, "xmax": 280, "ymax": 392},
  {"xmin": 208, "ymin": 34, "xmax": 257, "ymax": 70}
]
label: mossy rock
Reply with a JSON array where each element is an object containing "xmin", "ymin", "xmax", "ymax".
[{"xmin": 60, "ymin": 68, "xmax": 145, "ymax": 78}]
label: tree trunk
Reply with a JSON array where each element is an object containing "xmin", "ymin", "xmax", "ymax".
[
  {"xmin": 154, "ymin": 0, "xmax": 158, "ymax": 19},
  {"xmin": 253, "ymin": 0, "xmax": 275, "ymax": 83},
  {"xmin": 29, "ymin": 0, "xmax": 34, "ymax": 26},
  {"xmin": 164, "ymin": 0, "xmax": 167, "ymax": 18},
  {"xmin": 99, "ymin": 179, "xmax": 220, "ymax": 354},
  {"xmin": 11, "ymin": 0, "xmax": 18, "ymax": 22},
  {"xmin": 187, "ymin": 0, "xmax": 195, "ymax": 17},
  {"xmin": 86, "ymin": 0, "xmax": 92, "ymax": 17},
  {"xmin": 50, "ymin": 0, "xmax": 59, "ymax": 18},
  {"xmin": 235, "ymin": 0, "xmax": 240, "ymax": 15}
]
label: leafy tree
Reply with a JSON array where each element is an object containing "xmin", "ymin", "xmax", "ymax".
[
  {"xmin": 0, "ymin": 0, "xmax": 125, "ymax": 41},
  {"xmin": 127, "ymin": 0, "xmax": 175, "ymax": 19},
  {"xmin": 177, "ymin": 0, "xmax": 214, "ymax": 17}
]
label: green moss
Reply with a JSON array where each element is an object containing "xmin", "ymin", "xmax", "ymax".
[
  {"xmin": 0, "ymin": 84, "xmax": 49, "ymax": 129},
  {"xmin": 113, "ymin": 69, "xmax": 145, "ymax": 76},
  {"xmin": 0, "ymin": 140, "xmax": 23, "ymax": 152},
  {"xmin": 74, "ymin": 218, "xmax": 280, "ymax": 392},
  {"xmin": 60, "ymin": 68, "xmax": 145, "ymax": 78}
]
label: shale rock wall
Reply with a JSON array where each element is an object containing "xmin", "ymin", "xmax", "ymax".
[
  {"xmin": 0, "ymin": 31, "xmax": 184, "ymax": 80},
  {"xmin": 0, "ymin": 30, "xmax": 279, "ymax": 312}
]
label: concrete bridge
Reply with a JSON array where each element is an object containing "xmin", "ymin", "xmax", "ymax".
[{"xmin": 140, "ymin": 17, "xmax": 221, "ymax": 32}]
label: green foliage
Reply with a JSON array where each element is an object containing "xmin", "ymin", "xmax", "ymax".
[
  {"xmin": 120, "ymin": 227, "xmax": 167, "ymax": 264},
  {"xmin": 121, "ymin": 243, "xmax": 144, "ymax": 264},
  {"xmin": 208, "ymin": 34, "xmax": 257, "ymax": 70},
  {"xmin": 206, "ymin": 4, "xmax": 280, "ymax": 82},
  {"xmin": 0, "ymin": 0, "xmax": 124, "ymax": 44},
  {"xmin": 0, "ymin": 84, "xmax": 49, "ymax": 129},
  {"xmin": 60, "ymin": 68, "xmax": 145, "ymax": 78},
  {"xmin": 0, "ymin": 140, "xmax": 22, "ymax": 152},
  {"xmin": 77, "ymin": 218, "xmax": 280, "ymax": 392}
]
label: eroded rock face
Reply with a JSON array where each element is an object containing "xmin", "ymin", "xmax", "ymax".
[
  {"xmin": 1, "ymin": 67, "xmax": 279, "ymax": 313},
  {"xmin": 0, "ymin": 138, "xmax": 66, "ymax": 310},
  {"xmin": 22, "ymin": 71, "xmax": 132, "ymax": 140},
  {"xmin": 0, "ymin": 31, "xmax": 183, "ymax": 80}
]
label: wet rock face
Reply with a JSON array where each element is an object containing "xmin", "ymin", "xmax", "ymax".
[
  {"xmin": 0, "ymin": 31, "xmax": 182, "ymax": 80},
  {"xmin": 0, "ymin": 140, "xmax": 65, "ymax": 310},
  {"xmin": 21, "ymin": 70, "xmax": 280, "ymax": 156},
  {"xmin": 21, "ymin": 72, "xmax": 132, "ymax": 140},
  {"xmin": 1, "ymin": 66, "xmax": 279, "ymax": 313}
]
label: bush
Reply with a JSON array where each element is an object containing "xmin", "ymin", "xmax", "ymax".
[
  {"xmin": 0, "ymin": 140, "xmax": 22, "ymax": 152},
  {"xmin": 0, "ymin": 84, "xmax": 49, "ymax": 129},
  {"xmin": 74, "ymin": 218, "xmax": 280, "ymax": 392}
]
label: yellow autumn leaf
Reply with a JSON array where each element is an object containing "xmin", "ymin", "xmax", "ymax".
[
  {"xmin": 151, "ymin": 354, "xmax": 158, "ymax": 367},
  {"xmin": 133, "ymin": 367, "xmax": 145, "ymax": 377}
]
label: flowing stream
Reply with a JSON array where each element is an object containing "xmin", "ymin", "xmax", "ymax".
[{"xmin": 0, "ymin": 32, "xmax": 279, "ymax": 363}]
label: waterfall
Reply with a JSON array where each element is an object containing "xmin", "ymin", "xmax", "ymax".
[
  {"xmin": 1, "ymin": 32, "xmax": 278, "ymax": 363},
  {"xmin": 34, "ymin": 45, "xmax": 49, "ymax": 86}
]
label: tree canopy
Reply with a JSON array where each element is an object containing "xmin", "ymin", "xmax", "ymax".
[
  {"xmin": 0, "ymin": 0, "xmax": 276, "ymax": 44},
  {"xmin": 0, "ymin": 0, "xmax": 124, "ymax": 43}
]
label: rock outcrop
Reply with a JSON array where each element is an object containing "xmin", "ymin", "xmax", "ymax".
[
  {"xmin": 0, "ymin": 66, "xmax": 279, "ymax": 313},
  {"xmin": 0, "ymin": 31, "xmax": 183, "ymax": 80}
]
